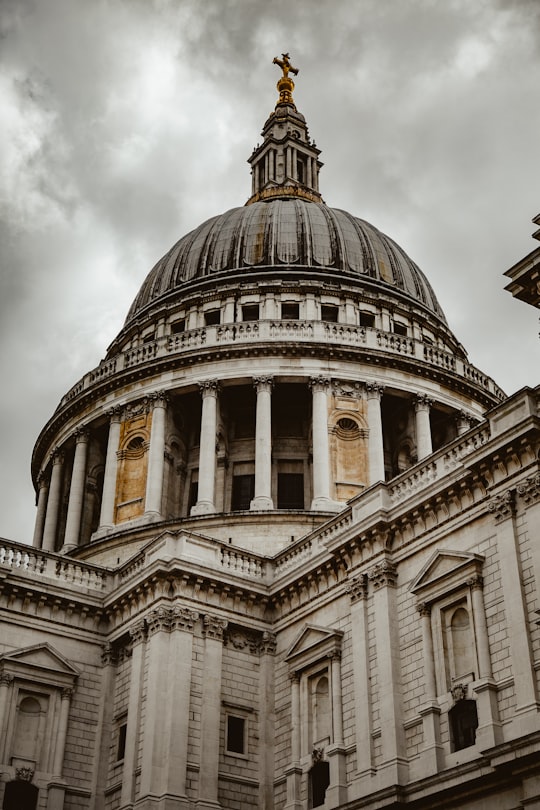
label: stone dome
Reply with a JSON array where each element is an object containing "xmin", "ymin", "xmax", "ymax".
[{"xmin": 125, "ymin": 200, "xmax": 446, "ymax": 326}]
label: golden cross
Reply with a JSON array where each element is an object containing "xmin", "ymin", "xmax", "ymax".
[{"xmin": 273, "ymin": 53, "xmax": 299, "ymax": 78}]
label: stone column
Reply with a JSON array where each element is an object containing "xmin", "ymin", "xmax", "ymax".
[
  {"xmin": 367, "ymin": 559, "xmax": 407, "ymax": 786},
  {"xmin": 258, "ymin": 633, "xmax": 277, "ymax": 810},
  {"xmin": 310, "ymin": 376, "xmax": 332, "ymax": 510},
  {"xmin": 99, "ymin": 408, "xmax": 122, "ymax": 529},
  {"xmin": 284, "ymin": 673, "xmax": 302, "ymax": 810},
  {"xmin": 63, "ymin": 429, "xmax": 90, "ymax": 552},
  {"xmin": 52, "ymin": 687, "xmax": 74, "ymax": 776},
  {"xmin": 326, "ymin": 651, "xmax": 347, "ymax": 808},
  {"xmin": 90, "ymin": 644, "xmax": 117, "ymax": 810},
  {"xmin": 197, "ymin": 614, "xmax": 228, "ymax": 810},
  {"xmin": 251, "ymin": 376, "xmax": 274, "ymax": 510},
  {"xmin": 414, "ymin": 394, "xmax": 433, "ymax": 460},
  {"xmin": 488, "ymin": 490, "xmax": 539, "ymax": 730},
  {"xmin": 0, "ymin": 673, "xmax": 14, "ymax": 763},
  {"xmin": 145, "ymin": 393, "xmax": 168, "ymax": 517},
  {"xmin": 347, "ymin": 577, "xmax": 373, "ymax": 778},
  {"xmin": 42, "ymin": 450, "xmax": 64, "ymax": 553},
  {"xmin": 417, "ymin": 603, "xmax": 443, "ymax": 774},
  {"xmin": 191, "ymin": 381, "xmax": 219, "ymax": 515},
  {"xmin": 468, "ymin": 574, "xmax": 502, "ymax": 749},
  {"xmin": 120, "ymin": 620, "xmax": 146, "ymax": 809},
  {"xmin": 366, "ymin": 384, "xmax": 385, "ymax": 484},
  {"xmin": 456, "ymin": 411, "xmax": 472, "ymax": 437},
  {"xmin": 33, "ymin": 473, "xmax": 49, "ymax": 549}
]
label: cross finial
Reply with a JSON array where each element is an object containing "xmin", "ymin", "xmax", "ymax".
[{"xmin": 273, "ymin": 53, "xmax": 299, "ymax": 78}]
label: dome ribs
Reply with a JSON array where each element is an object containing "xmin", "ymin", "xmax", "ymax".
[{"xmin": 342, "ymin": 211, "xmax": 376, "ymax": 276}]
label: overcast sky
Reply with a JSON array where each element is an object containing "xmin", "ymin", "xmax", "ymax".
[{"xmin": 1, "ymin": 0, "xmax": 539, "ymax": 544}]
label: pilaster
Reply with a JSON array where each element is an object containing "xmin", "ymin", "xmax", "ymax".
[
  {"xmin": 416, "ymin": 603, "xmax": 443, "ymax": 773},
  {"xmin": 120, "ymin": 620, "xmax": 146, "ymax": 810},
  {"xmin": 346, "ymin": 575, "xmax": 374, "ymax": 778}
]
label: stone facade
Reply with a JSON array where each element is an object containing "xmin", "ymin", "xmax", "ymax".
[{"xmin": 1, "ymin": 62, "xmax": 540, "ymax": 810}]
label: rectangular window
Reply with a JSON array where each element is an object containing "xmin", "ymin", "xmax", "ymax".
[
  {"xmin": 231, "ymin": 474, "xmax": 255, "ymax": 511},
  {"xmin": 171, "ymin": 319, "xmax": 186, "ymax": 334},
  {"xmin": 242, "ymin": 303, "xmax": 260, "ymax": 321},
  {"xmin": 204, "ymin": 309, "xmax": 221, "ymax": 326},
  {"xmin": 226, "ymin": 715, "xmax": 246, "ymax": 755},
  {"xmin": 321, "ymin": 304, "xmax": 339, "ymax": 323},
  {"xmin": 117, "ymin": 722, "xmax": 127, "ymax": 761},
  {"xmin": 278, "ymin": 473, "xmax": 304, "ymax": 509},
  {"xmin": 281, "ymin": 302, "xmax": 300, "ymax": 320},
  {"xmin": 142, "ymin": 332, "xmax": 155, "ymax": 343},
  {"xmin": 188, "ymin": 479, "xmax": 198, "ymax": 512},
  {"xmin": 359, "ymin": 311, "xmax": 375, "ymax": 328},
  {"xmin": 393, "ymin": 321, "xmax": 407, "ymax": 336}
]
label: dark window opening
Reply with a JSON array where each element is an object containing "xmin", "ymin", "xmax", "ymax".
[
  {"xmin": 171, "ymin": 319, "xmax": 186, "ymax": 334},
  {"xmin": 142, "ymin": 332, "xmax": 155, "ymax": 343},
  {"xmin": 242, "ymin": 304, "xmax": 260, "ymax": 321},
  {"xmin": 226, "ymin": 715, "xmax": 246, "ymax": 755},
  {"xmin": 393, "ymin": 322, "xmax": 407, "ymax": 336},
  {"xmin": 278, "ymin": 473, "xmax": 304, "ymax": 509},
  {"xmin": 359, "ymin": 311, "xmax": 375, "ymax": 328},
  {"xmin": 231, "ymin": 475, "xmax": 255, "ymax": 511},
  {"xmin": 309, "ymin": 761, "xmax": 330, "ymax": 808},
  {"xmin": 3, "ymin": 781, "xmax": 39, "ymax": 810},
  {"xmin": 204, "ymin": 309, "xmax": 221, "ymax": 326},
  {"xmin": 117, "ymin": 722, "xmax": 127, "ymax": 760},
  {"xmin": 281, "ymin": 302, "xmax": 300, "ymax": 320},
  {"xmin": 297, "ymin": 158, "xmax": 306, "ymax": 184},
  {"xmin": 449, "ymin": 699, "xmax": 478, "ymax": 751},
  {"xmin": 321, "ymin": 304, "xmax": 339, "ymax": 323},
  {"xmin": 188, "ymin": 480, "xmax": 198, "ymax": 512}
]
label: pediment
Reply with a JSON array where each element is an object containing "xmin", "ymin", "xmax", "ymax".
[
  {"xmin": 0, "ymin": 643, "xmax": 80, "ymax": 683},
  {"xmin": 410, "ymin": 549, "xmax": 484, "ymax": 598},
  {"xmin": 285, "ymin": 624, "xmax": 344, "ymax": 674}
]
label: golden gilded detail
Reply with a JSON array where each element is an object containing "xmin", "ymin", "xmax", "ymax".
[{"xmin": 273, "ymin": 52, "xmax": 298, "ymax": 106}]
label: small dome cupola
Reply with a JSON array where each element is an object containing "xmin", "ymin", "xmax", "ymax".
[{"xmin": 246, "ymin": 54, "xmax": 323, "ymax": 205}]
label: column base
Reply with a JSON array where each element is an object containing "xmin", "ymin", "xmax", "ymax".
[
  {"xmin": 250, "ymin": 496, "xmax": 274, "ymax": 510},
  {"xmin": 310, "ymin": 497, "xmax": 343, "ymax": 512},
  {"xmin": 284, "ymin": 763, "xmax": 303, "ymax": 810},
  {"xmin": 134, "ymin": 797, "xmax": 191, "ymax": 810},
  {"xmin": 326, "ymin": 744, "xmax": 348, "ymax": 808},
  {"xmin": 190, "ymin": 501, "xmax": 216, "ymax": 516},
  {"xmin": 60, "ymin": 543, "xmax": 78, "ymax": 555},
  {"xmin": 195, "ymin": 801, "xmax": 222, "ymax": 810}
]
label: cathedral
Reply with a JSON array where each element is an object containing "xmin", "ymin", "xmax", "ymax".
[{"xmin": 1, "ymin": 56, "xmax": 540, "ymax": 810}]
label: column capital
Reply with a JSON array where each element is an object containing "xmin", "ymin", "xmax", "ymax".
[
  {"xmin": 288, "ymin": 670, "xmax": 300, "ymax": 684},
  {"xmin": 198, "ymin": 379, "xmax": 220, "ymax": 398},
  {"xmin": 258, "ymin": 630, "xmax": 277, "ymax": 655},
  {"xmin": 309, "ymin": 375, "xmax": 331, "ymax": 393},
  {"xmin": 61, "ymin": 687, "xmax": 74, "ymax": 700},
  {"xmin": 50, "ymin": 448, "xmax": 65, "ymax": 466},
  {"xmin": 106, "ymin": 405, "xmax": 123, "ymax": 422},
  {"xmin": 414, "ymin": 393, "xmax": 433, "ymax": 411},
  {"xmin": 147, "ymin": 606, "xmax": 173, "ymax": 635},
  {"xmin": 73, "ymin": 427, "xmax": 90, "ymax": 444},
  {"xmin": 203, "ymin": 613, "xmax": 228, "ymax": 640},
  {"xmin": 129, "ymin": 618, "xmax": 147, "ymax": 645},
  {"xmin": 37, "ymin": 471, "xmax": 49, "ymax": 489},
  {"xmin": 346, "ymin": 574, "xmax": 367, "ymax": 603},
  {"xmin": 329, "ymin": 649, "xmax": 342, "ymax": 662},
  {"xmin": 488, "ymin": 489, "xmax": 515, "ymax": 522},
  {"xmin": 170, "ymin": 604, "xmax": 199, "ymax": 632},
  {"xmin": 466, "ymin": 573, "xmax": 484, "ymax": 590},
  {"xmin": 365, "ymin": 382, "xmax": 384, "ymax": 400},
  {"xmin": 0, "ymin": 672, "xmax": 14, "ymax": 686},
  {"xmin": 253, "ymin": 375, "xmax": 274, "ymax": 392},
  {"xmin": 101, "ymin": 642, "xmax": 118, "ymax": 666},
  {"xmin": 367, "ymin": 558, "xmax": 397, "ymax": 589},
  {"xmin": 517, "ymin": 473, "xmax": 540, "ymax": 506},
  {"xmin": 417, "ymin": 601, "xmax": 431, "ymax": 617},
  {"xmin": 148, "ymin": 390, "xmax": 169, "ymax": 408}
]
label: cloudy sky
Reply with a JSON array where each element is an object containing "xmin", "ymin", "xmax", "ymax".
[{"xmin": 1, "ymin": 0, "xmax": 539, "ymax": 544}]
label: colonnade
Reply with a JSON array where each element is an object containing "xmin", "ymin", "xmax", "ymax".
[{"xmin": 33, "ymin": 378, "xmax": 467, "ymax": 552}]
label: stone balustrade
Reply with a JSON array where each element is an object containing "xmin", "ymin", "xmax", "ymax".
[
  {"xmin": 0, "ymin": 539, "xmax": 110, "ymax": 591},
  {"xmin": 59, "ymin": 321, "xmax": 505, "ymax": 408}
]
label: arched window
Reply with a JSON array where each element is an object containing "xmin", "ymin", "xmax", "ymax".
[
  {"xmin": 313, "ymin": 675, "xmax": 330, "ymax": 745},
  {"xmin": 3, "ymin": 780, "xmax": 38, "ymax": 810},
  {"xmin": 450, "ymin": 606, "xmax": 474, "ymax": 679},
  {"xmin": 12, "ymin": 696, "xmax": 43, "ymax": 762}
]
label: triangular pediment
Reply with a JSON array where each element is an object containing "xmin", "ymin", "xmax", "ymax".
[
  {"xmin": 0, "ymin": 643, "xmax": 80, "ymax": 679},
  {"xmin": 410, "ymin": 549, "xmax": 484, "ymax": 596},
  {"xmin": 285, "ymin": 624, "xmax": 344, "ymax": 673}
]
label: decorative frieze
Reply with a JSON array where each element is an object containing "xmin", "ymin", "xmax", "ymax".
[
  {"xmin": 517, "ymin": 473, "xmax": 540, "ymax": 506},
  {"xmin": 367, "ymin": 559, "xmax": 397, "ymax": 589},
  {"xmin": 203, "ymin": 613, "xmax": 228, "ymax": 640},
  {"xmin": 487, "ymin": 489, "xmax": 515, "ymax": 522}
]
